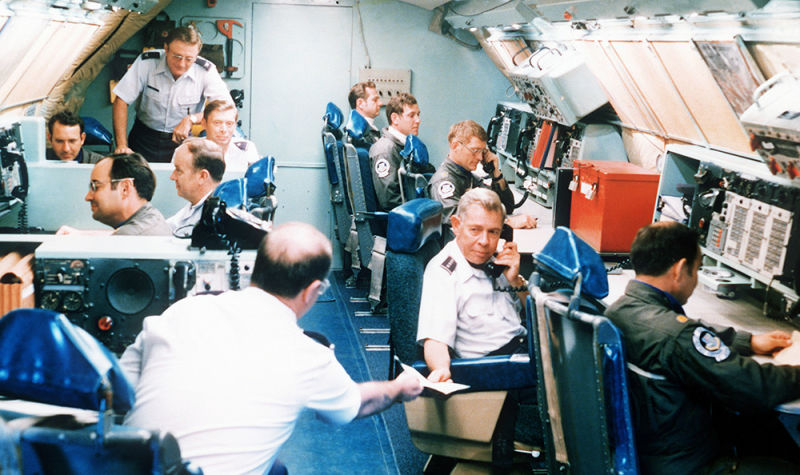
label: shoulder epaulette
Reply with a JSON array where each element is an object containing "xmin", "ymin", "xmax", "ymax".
[
  {"xmin": 440, "ymin": 256, "xmax": 457, "ymax": 275},
  {"xmin": 141, "ymin": 51, "xmax": 162, "ymax": 60},
  {"xmin": 195, "ymin": 56, "xmax": 212, "ymax": 71},
  {"xmin": 234, "ymin": 141, "xmax": 249, "ymax": 151}
]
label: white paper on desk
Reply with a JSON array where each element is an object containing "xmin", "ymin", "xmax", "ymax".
[
  {"xmin": 399, "ymin": 362, "xmax": 470, "ymax": 396},
  {"xmin": 774, "ymin": 331, "xmax": 800, "ymax": 366},
  {"xmin": 513, "ymin": 228, "xmax": 555, "ymax": 254}
]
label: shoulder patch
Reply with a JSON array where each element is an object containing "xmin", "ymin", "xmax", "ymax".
[
  {"xmin": 142, "ymin": 51, "xmax": 162, "ymax": 60},
  {"xmin": 440, "ymin": 256, "xmax": 457, "ymax": 275},
  {"xmin": 195, "ymin": 56, "xmax": 212, "ymax": 71},
  {"xmin": 374, "ymin": 158, "xmax": 390, "ymax": 178},
  {"xmin": 692, "ymin": 327, "xmax": 731, "ymax": 362},
  {"xmin": 437, "ymin": 181, "xmax": 455, "ymax": 199},
  {"xmin": 676, "ymin": 315, "xmax": 688, "ymax": 323},
  {"xmin": 234, "ymin": 141, "xmax": 249, "ymax": 151}
]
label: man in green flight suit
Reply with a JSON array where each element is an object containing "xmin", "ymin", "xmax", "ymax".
[{"xmin": 606, "ymin": 221, "xmax": 800, "ymax": 474}]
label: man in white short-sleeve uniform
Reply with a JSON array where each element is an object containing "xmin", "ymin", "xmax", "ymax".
[
  {"xmin": 120, "ymin": 222, "xmax": 422, "ymax": 475},
  {"xmin": 112, "ymin": 25, "xmax": 232, "ymax": 163}
]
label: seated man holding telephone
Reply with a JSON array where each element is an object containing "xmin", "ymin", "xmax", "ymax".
[
  {"xmin": 428, "ymin": 120, "xmax": 537, "ymax": 229},
  {"xmin": 417, "ymin": 188, "xmax": 531, "ymax": 469}
]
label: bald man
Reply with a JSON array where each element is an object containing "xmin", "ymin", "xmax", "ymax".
[
  {"xmin": 167, "ymin": 138, "xmax": 225, "ymax": 236},
  {"xmin": 120, "ymin": 223, "xmax": 423, "ymax": 475}
]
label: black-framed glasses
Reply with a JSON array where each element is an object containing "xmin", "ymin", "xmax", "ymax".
[
  {"xmin": 317, "ymin": 278, "xmax": 331, "ymax": 297},
  {"xmin": 88, "ymin": 178, "xmax": 132, "ymax": 192}
]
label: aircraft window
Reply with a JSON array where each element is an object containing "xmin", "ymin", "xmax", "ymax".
[
  {"xmin": 748, "ymin": 42, "xmax": 800, "ymax": 86},
  {"xmin": 609, "ymin": 40, "xmax": 703, "ymax": 143},
  {"xmin": 574, "ymin": 40, "xmax": 657, "ymax": 132},
  {"xmin": 651, "ymin": 41, "xmax": 751, "ymax": 154},
  {"xmin": 3, "ymin": 21, "xmax": 100, "ymax": 108},
  {"xmin": 0, "ymin": 16, "xmax": 49, "ymax": 103},
  {"xmin": 695, "ymin": 41, "xmax": 763, "ymax": 116}
]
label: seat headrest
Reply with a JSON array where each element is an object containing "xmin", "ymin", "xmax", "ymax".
[
  {"xmin": 324, "ymin": 102, "xmax": 343, "ymax": 130},
  {"xmin": 400, "ymin": 134, "xmax": 430, "ymax": 167},
  {"xmin": 81, "ymin": 116, "xmax": 112, "ymax": 146},
  {"xmin": 345, "ymin": 110, "xmax": 369, "ymax": 141},
  {"xmin": 387, "ymin": 198, "xmax": 443, "ymax": 253},
  {"xmin": 212, "ymin": 178, "xmax": 246, "ymax": 209},
  {"xmin": 244, "ymin": 156, "xmax": 277, "ymax": 198},
  {"xmin": 0, "ymin": 309, "xmax": 135, "ymax": 413},
  {"xmin": 534, "ymin": 226, "xmax": 609, "ymax": 299}
]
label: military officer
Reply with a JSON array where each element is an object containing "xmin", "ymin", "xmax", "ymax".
[
  {"xmin": 202, "ymin": 100, "xmax": 259, "ymax": 170},
  {"xmin": 112, "ymin": 25, "xmax": 232, "ymax": 163},
  {"xmin": 348, "ymin": 81, "xmax": 382, "ymax": 145},
  {"xmin": 369, "ymin": 92, "xmax": 420, "ymax": 211},
  {"xmin": 606, "ymin": 221, "xmax": 800, "ymax": 475},
  {"xmin": 428, "ymin": 120, "xmax": 537, "ymax": 228}
]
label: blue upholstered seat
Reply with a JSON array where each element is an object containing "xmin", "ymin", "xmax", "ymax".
[{"xmin": 81, "ymin": 116, "xmax": 113, "ymax": 147}]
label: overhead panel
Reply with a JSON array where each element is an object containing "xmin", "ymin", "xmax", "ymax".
[
  {"xmin": 695, "ymin": 41, "xmax": 762, "ymax": 116},
  {"xmin": 573, "ymin": 40, "xmax": 655, "ymax": 133},
  {"xmin": 5, "ymin": 21, "xmax": 100, "ymax": 107},
  {"xmin": 526, "ymin": 0, "xmax": 766, "ymax": 23},
  {"xmin": 0, "ymin": 16, "xmax": 50, "ymax": 107},
  {"xmin": 748, "ymin": 42, "xmax": 800, "ymax": 81},
  {"xmin": 610, "ymin": 40, "xmax": 703, "ymax": 143},
  {"xmin": 650, "ymin": 41, "xmax": 751, "ymax": 154}
]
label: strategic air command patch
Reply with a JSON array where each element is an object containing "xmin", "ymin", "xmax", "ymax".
[
  {"xmin": 692, "ymin": 327, "xmax": 730, "ymax": 362},
  {"xmin": 374, "ymin": 158, "xmax": 390, "ymax": 178},
  {"xmin": 438, "ymin": 181, "xmax": 455, "ymax": 199}
]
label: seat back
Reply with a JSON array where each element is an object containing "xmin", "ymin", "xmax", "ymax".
[
  {"xmin": 0, "ymin": 308, "xmax": 195, "ymax": 475},
  {"xmin": 528, "ymin": 228, "xmax": 637, "ymax": 475},
  {"xmin": 528, "ymin": 288, "xmax": 638, "ymax": 475},
  {"xmin": 398, "ymin": 134, "xmax": 433, "ymax": 203},
  {"xmin": 321, "ymin": 103, "xmax": 352, "ymax": 245},
  {"xmin": 386, "ymin": 198, "xmax": 443, "ymax": 368}
]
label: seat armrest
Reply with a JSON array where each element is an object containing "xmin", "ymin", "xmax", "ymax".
[{"xmin": 411, "ymin": 354, "xmax": 536, "ymax": 392}]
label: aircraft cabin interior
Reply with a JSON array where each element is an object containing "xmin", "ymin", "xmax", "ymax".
[{"xmin": 1, "ymin": 0, "xmax": 800, "ymax": 473}]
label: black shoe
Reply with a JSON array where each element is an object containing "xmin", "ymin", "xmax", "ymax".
[{"xmin": 492, "ymin": 436, "xmax": 514, "ymax": 472}]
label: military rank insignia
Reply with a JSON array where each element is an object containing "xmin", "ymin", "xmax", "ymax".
[
  {"xmin": 440, "ymin": 256, "xmax": 457, "ymax": 274},
  {"xmin": 676, "ymin": 315, "xmax": 688, "ymax": 323},
  {"xmin": 692, "ymin": 327, "xmax": 730, "ymax": 362}
]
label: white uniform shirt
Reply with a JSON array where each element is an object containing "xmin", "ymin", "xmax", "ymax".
[
  {"xmin": 417, "ymin": 241, "xmax": 525, "ymax": 358},
  {"xmin": 224, "ymin": 139, "xmax": 260, "ymax": 171},
  {"xmin": 113, "ymin": 50, "xmax": 231, "ymax": 133},
  {"xmin": 120, "ymin": 287, "xmax": 362, "ymax": 475},
  {"xmin": 166, "ymin": 190, "xmax": 213, "ymax": 236}
]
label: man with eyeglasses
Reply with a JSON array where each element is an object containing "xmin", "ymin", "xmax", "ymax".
[
  {"xmin": 112, "ymin": 25, "xmax": 232, "ymax": 163},
  {"xmin": 201, "ymin": 100, "xmax": 259, "ymax": 170},
  {"xmin": 57, "ymin": 153, "xmax": 170, "ymax": 236},
  {"xmin": 369, "ymin": 92, "xmax": 423, "ymax": 211},
  {"xmin": 120, "ymin": 222, "xmax": 423, "ymax": 475},
  {"xmin": 429, "ymin": 120, "xmax": 538, "ymax": 229}
]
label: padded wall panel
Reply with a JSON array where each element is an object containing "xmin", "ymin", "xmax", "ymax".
[
  {"xmin": 610, "ymin": 41, "xmax": 703, "ymax": 142},
  {"xmin": 651, "ymin": 41, "xmax": 751, "ymax": 154},
  {"xmin": 5, "ymin": 21, "xmax": 100, "ymax": 106},
  {"xmin": 574, "ymin": 40, "xmax": 655, "ymax": 132}
]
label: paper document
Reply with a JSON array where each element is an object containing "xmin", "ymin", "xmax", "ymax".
[
  {"xmin": 773, "ymin": 331, "xmax": 800, "ymax": 366},
  {"xmin": 398, "ymin": 359, "xmax": 470, "ymax": 396}
]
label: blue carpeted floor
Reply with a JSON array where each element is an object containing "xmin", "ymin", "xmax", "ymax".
[{"xmin": 276, "ymin": 271, "xmax": 428, "ymax": 474}]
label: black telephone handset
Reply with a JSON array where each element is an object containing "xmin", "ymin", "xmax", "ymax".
[
  {"xmin": 483, "ymin": 224, "xmax": 514, "ymax": 280},
  {"xmin": 481, "ymin": 149, "xmax": 495, "ymax": 176}
]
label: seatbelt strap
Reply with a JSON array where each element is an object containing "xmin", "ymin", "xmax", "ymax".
[
  {"xmin": 368, "ymin": 236, "xmax": 386, "ymax": 309},
  {"xmin": 535, "ymin": 289, "xmax": 569, "ymax": 464}
]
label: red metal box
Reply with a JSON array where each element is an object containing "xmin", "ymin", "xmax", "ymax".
[{"xmin": 569, "ymin": 160, "xmax": 660, "ymax": 253}]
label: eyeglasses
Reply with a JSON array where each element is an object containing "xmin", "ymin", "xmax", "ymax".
[
  {"xmin": 168, "ymin": 52, "xmax": 197, "ymax": 63},
  {"xmin": 317, "ymin": 278, "xmax": 331, "ymax": 297},
  {"xmin": 458, "ymin": 141, "xmax": 486, "ymax": 156},
  {"xmin": 88, "ymin": 178, "xmax": 132, "ymax": 192}
]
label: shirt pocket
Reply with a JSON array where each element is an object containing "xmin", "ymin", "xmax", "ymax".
[{"xmin": 176, "ymin": 86, "xmax": 203, "ymax": 108}]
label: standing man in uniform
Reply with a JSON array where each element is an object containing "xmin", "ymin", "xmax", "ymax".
[
  {"xmin": 166, "ymin": 138, "xmax": 225, "ymax": 236},
  {"xmin": 112, "ymin": 25, "xmax": 232, "ymax": 163},
  {"xmin": 46, "ymin": 111, "xmax": 104, "ymax": 163},
  {"xmin": 417, "ymin": 188, "xmax": 531, "ymax": 469},
  {"xmin": 369, "ymin": 92, "xmax": 420, "ymax": 211},
  {"xmin": 202, "ymin": 100, "xmax": 259, "ymax": 170},
  {"xmin": 429, "ymin": 120, "xmax": 536, "ymax": 229},
  {"xmin": 348, "ymin": 81, "xmax": 382, "ymax": 145},
  {"xmin": 606, "ymin": 221, "xmax": 800, "ymax": 474}
]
